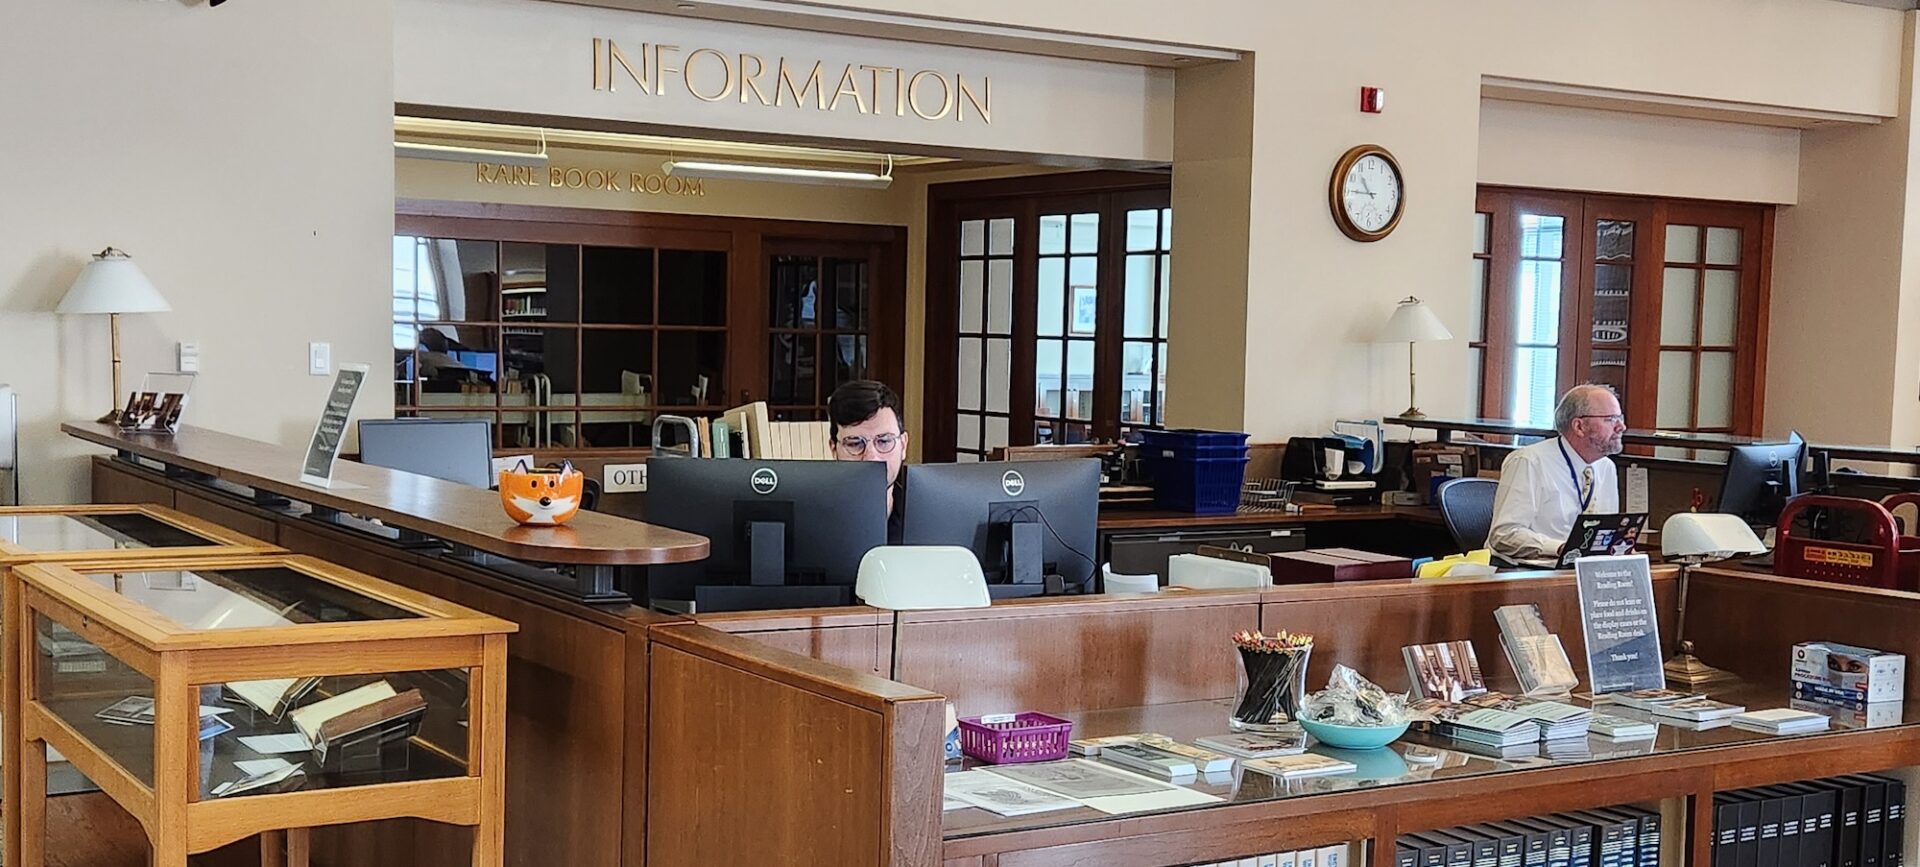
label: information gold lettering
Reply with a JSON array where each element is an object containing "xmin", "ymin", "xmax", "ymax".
[
  {"xmin": 908, "ymin": 69, "xmax": 953, "ymax": 120},
  {"xmin": 860, "ymin": 64, "xmax": 897, "ymax": 116},
  {"xmin": 739, "ymin": 53, "xmax": 772, "ymax": 105},
  {"xmin": 777, "ymin": 59, "xmax": 827, "ymax": 110},
  {"xmin": 654, "ymin": 44, "xmax": 682, "ymax": 97},
  {"xmin": 957, "ymin": 74, "xmax": 991, "ymax": 124},
  {"xmin": 684, "ymin": 47, "xmax": 736, "ymax": 102},
  {"xmin": 828, "ymin": 64, "xmax": 867, "ymax": 114},
  {"xmin": 607, "ymin": 40, "xmax": 649, "ymax": 93}
]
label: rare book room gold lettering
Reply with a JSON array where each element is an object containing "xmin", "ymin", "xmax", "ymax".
[
  {"xmin": 591, "ymin": 37, "xmax": 992, "ymax": 123},
  {"xmin": 473, "ymin": 163, "xmax": 705, "ymax": 197}
]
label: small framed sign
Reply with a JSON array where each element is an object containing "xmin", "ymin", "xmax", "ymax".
[{"xmin": 299, "ymin": 363, "xmax": 369, "ymax": 488}]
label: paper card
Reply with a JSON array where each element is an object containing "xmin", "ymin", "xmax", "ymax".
[
  {"xmin": 1078, "ymin": 785, "xmax": 1223, "ymax": 815},
  {"xmin": 239, "ymin": 733, "xmax": 313, "ymax": 754},
  {"xmin": 1575, "ymin": 555, "xmax": 1665, "ymax": 694},
  {"xmin": 234, "ymin": 758, "xmax": 296, "ymax": 777},
  {"xmin": 943, "ymin": 770, "xmax": 1081, "ymax": 816}
]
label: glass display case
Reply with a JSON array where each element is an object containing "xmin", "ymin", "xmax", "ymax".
[
  {"xmin": 0, "ymin": 504, "xmax": 281, "ymax": 565},
  {"xmin": 5, "ymin": 554, "xmax": 515, "ymax": 867}
]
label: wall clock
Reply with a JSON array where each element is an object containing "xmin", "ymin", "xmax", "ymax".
[{"xmin": 1329, "ymin": 144, "xmax": 1404, "ymax": 242}]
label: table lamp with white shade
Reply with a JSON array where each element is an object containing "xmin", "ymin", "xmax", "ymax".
[
  {"xmin": 1661, "ymin": 512, "xmax": 1767, "ymax": 685},
  {"xmin": 1379, "ymin": 296, "xmax": 1452, "ymax": 419},
  {"xmin": 58, "ymin": 248, "xmax": 170, "ymax": 423}
]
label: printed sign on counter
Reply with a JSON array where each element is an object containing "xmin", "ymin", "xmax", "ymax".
[
  {"xmin": 299, "ymin": 363, "xmax": 369, "ymax": 488},
  {"xmin": 1574, "ymin": 554, "xmax": 1664, "ymax": 694}
]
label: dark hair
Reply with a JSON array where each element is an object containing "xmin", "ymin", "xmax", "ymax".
[{"xmin": 828, "ymin": 380, "xmax": 905, "ymax": 436}]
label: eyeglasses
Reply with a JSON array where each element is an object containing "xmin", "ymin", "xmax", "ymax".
[
  {"xmin": 1578, "ymin": 414, "xmax": 1626, "ymax": 425},
  {"xmin": 836, "ymin": 433, "xmax": 903, "ymax": 456}
]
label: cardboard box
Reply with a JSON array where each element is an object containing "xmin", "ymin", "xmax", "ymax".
[
  {"xmin": 1792, "ymin": 641, "xmax": 1905, "ymax": 705},
  {"xmin": 1410, "ymin": 444, "xmax": 1480, "ymax": 505}
]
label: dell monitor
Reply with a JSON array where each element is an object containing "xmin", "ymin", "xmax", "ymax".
[
  {"xmin": 644, "ymin": 458, "xmax": 888, "ymax": 613},
  {"xmin": 900, "ymin": 459, "xmax": 1099, "ymax": 599},
  {"xmin": 1719, "ymin": 433, "xmax": 1806, "ymax": 528},
  {"xmin": 357, "ymin": 419, "xmax": 496, "ymax": 489}
]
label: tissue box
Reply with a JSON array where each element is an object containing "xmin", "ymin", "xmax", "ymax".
[{"xmin": 1791, "ymin": 641, "xmax": 1904, "ymax": 705}]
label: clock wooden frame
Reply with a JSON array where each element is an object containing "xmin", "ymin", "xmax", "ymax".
[{"xmin": 1329, "ymin": 144, "xmax": 1405, "ymax": 242}]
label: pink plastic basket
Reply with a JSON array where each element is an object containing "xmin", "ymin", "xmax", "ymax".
[{"xmin": 957, "ymin": 712, "xmax": 1073, "ymax": 764}]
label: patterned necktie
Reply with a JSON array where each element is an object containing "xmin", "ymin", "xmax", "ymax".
[{"xmin": 1580, "ymin": 466, "xmax": 1594, "ymax": 511}]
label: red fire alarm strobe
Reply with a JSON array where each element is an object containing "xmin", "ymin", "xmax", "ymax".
[{"xmin": 1360, "ymin": 87, "xmax": 1385, "ymax": 113}]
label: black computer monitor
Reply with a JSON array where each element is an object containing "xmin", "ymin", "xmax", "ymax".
[
  {"xmin": 357, "ymin": 419, "xmax": 495, "ymax": 488},
  {"xmin": 644, "ymin": 458, "xmax": 888, "ymax": 613},
  {"xmin": 1719, "ymin": 432, "xmax": 1806, "ymax": 527},
  {"xmin": 900, "ymin": 459, "xmax": 1099, "ymax": 599}
]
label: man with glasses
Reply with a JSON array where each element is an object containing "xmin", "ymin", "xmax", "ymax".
[
  {"xmin": 1489, "ymin": 383, "xmax": 1627, "ymax": 566},
  {"xmin": 829, "ymin": 379, "xmax": 910, "ymax": 542}
]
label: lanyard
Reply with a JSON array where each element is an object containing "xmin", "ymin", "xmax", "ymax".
[{"xmin": 1558, "ymin": 439, "xmax": 1594, "ymax": 512}]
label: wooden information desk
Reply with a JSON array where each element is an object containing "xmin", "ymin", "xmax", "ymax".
[{"xmin": 75, "ymin": 423, "xmax": 1920, "ymax": 867}]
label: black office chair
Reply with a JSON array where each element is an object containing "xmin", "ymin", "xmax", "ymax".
[{"xmin": 1436, "ymin": 477, "xmax": 1499, "ymax": 552}]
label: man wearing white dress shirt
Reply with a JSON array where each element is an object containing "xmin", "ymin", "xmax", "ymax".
[{"xmin": 1488, "ymin": 384, "xmax": 1627, "ymax": 566}]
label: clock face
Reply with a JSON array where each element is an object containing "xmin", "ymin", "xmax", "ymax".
[{"xmin": 1341, "ymin": 153, "xmax": 1402, "ymax": 235}]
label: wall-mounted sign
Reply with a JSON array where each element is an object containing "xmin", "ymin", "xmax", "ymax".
[
  {"xmin": 474, "ymin": 163, "xmax": 705, "ymax": 197},
  {"xmin": 592, "ymin": 39, "xmax": 991, "ymax": 124}
]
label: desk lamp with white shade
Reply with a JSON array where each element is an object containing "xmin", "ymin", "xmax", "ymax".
[
  {"xmin": 1661, "ymin": 512, "xmax": 1767, "ymax": 685},
  {"xmin": 1379, "ymin": 296, "xmax": 1452, "ymax": 419},
  {"xmin": 58, "ymin": 248, "xmax": 170, "ymax": 423}
]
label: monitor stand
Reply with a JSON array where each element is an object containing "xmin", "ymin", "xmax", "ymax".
[
  {"xmin": 689, "ymin": 519, "xmax": 855, "ymax": 613},
  {"xmin": 986, "ymin": 517, "xmax": 1064, "ymax": 599}
]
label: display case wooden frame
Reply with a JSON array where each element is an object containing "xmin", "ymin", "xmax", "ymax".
[
  {"xmin": 3, "ymin": 553, "xmax": 516, "ymax": 867},
  {"xmin": 0, "ymin": 503, "xmax": 282, "ymax": 565}
]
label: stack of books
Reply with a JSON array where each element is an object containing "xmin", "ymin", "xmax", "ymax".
[
  {"xmin": 1730, "ymin": 708, "xmax": 1831, "ymax": 736},
  {"xmin": 1242, "ymin": 753, "xmax": 1358, "ymax": 780},
  {"xmin": 1589, "ymin": 713, "xmax": 1659, "ymax": 740},
  {"xmin": 1607, "ymin": 689, "xmax": 1745, "ymax": 724},
  {"xmin": 1194, "ymin": 730, "xmax": 1309, "ymax": 759},
  {"xmin": 1713, "ymin": 775, "xmax": 1905, "ymax": 867},
  {"xmin": 1411, "ymin": 699, "xmax": 1540, "ymax": 749}
]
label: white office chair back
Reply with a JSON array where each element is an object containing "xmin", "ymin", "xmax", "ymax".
[{"xmin": 0, "ymin": 385, "xmax": 18, "ymax": 504}]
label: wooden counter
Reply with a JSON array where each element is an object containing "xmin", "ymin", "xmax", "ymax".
[
  {"xmin": 1098, "ymin": 504, "xmax": 1443, "ymax": 531},
  {"xmin": 65, "ymin": 422, "xmax": 706, "ymax": 569}
]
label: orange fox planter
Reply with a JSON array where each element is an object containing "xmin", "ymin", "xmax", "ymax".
[{"xmin": 499, "ymin": 461, "xmax": 584, "ymax": 526}]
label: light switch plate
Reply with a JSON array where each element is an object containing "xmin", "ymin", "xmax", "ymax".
[{"xmin": 308, "ymin": 342, "xmax": 330, "ymax": 376}]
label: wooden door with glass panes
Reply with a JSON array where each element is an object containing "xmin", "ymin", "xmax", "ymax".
[
  {"xmin": 1471, "ymin": 187, "xmax": 1770, "ymax": 437},
  {"xmin": 765, "ymin": 240, "xmax": 886, "ymax": 421},
  {"xmin": 943, "ymin": 187, "xmax": 1172, "ymax": 462}
]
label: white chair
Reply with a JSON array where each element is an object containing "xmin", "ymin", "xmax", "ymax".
[{"xmin": 0, "ymin": 385, "xmax": 17, "ymax": 505}]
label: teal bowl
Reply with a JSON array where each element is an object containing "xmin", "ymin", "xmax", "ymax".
[{"xmin": 1299, "ymin": 718, "xmax": 1410, "ymax": 750}]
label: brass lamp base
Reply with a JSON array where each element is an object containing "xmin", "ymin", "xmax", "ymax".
[
  {"xmin": 96, "ymin": 408, "xmax": 122, "ymax": 425},
  {"xmin": 1401, "ymin": 407, "xmax": 1427, "ymax": 419},
  {"xmin": 1663, "ymin": 641, "xmax": 1733, "ymax": 686}
]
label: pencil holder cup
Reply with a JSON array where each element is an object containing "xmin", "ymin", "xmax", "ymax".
[{"xmin": 1230, "ymin": 642, "xmax": 1312, "ymax": 732}]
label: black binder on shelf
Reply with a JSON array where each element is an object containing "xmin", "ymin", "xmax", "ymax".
[
  {"xmin": 1761, "ymin": 794, "xmax": 1787, "ymax": 867},
  {"xmin": 1876, "ymin": 775, "xmax": 1906, "ymax": 867},
  {"xmin": 1734, "ymin": 793, "xmax": 1766, "ymax": 867},
  {"xmin": 1765, "ymin": 786, "xmax": 1806, "ymax": 867},
  {"xmin": 1488, "ymin": 822, "xmax": 1552, "ymax": 867},
  {"xmin": 1409, "ymin": 833, "xmax": 1451, "ymax": 867},
  {"xmin": 1831, "ymin": 778, "xmax": 1868, "ymax": 867},
  {"xmin": 1398, "ymin": 843, "xmax": 1422, "ymax": 867},
  {"xmin": 1776, "ymin": 781, "xmax": 1839, "ymax": 867},
  {"xmin": 1457, "ymin": 827, "xmax": 1504, "ymax": 867},
  {"xmin": 1598, "ymin": 806, "xmax": 1660, "ymax": 867},
  {"xmin": 1847, "ymin": 776, "xmax": 1888, "ymax": 867},
  {"xmin": 1462, "ymin": 823, "xmax": 1527, "ymax": 867},
  {"xmin": 1552, "ymin": 815, "xmax": 1598, "ymax": 867},
  {"xmin": 1716, "ymin": 795, "xmax": 1744, "ymax": 867},
  {"xmin": 1568, "ymin": 810, "xmax": 1636, "ymax": 867},
  {"xmin": 1423, "ymin": 830, "xmax": 1479, "ymax": 867}
]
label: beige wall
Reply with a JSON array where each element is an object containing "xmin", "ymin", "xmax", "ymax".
[
  {"xmin": 1478, "ymin": 100, "xmax": 1803, "ymax": 205},
  {"xmin": 397, "ymin": 145, "xmax": 908, "ymax": 224},
  {"xmin": 12, "ymin": 0, "xmax": 1920, "ymax": 507},
  {"xmin": 0, "ymin": 0, "xmax": 394, "ymax": 504}
]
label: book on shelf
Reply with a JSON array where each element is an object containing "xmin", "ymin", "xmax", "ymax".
[
  {"xmin": 1647, "ymin": 697, "xmax": 1745, "ymax": 722},
  {"xmin": 289, "ymin": 681, "xmax": 429, "ymax": 764}
]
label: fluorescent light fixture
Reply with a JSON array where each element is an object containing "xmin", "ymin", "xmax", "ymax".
[
  {"xmin": 395, "ymin": 131, "xmax": 548, "ymax": 167},
  {"xmin": 662, "ymin": 157, "xmax": 894, "ymax": 189}
]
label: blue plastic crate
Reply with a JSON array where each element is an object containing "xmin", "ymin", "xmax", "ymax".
[
  {"xmin": 1139, "ymin": 428, "xmax": 1252, "ymax": 461},
  {"xmin": 1147, "ymin": 454, "xmax": 1249, "ymax": 515}
]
